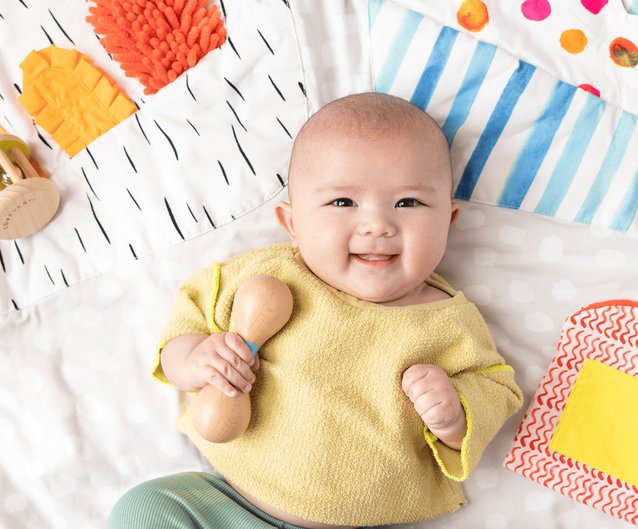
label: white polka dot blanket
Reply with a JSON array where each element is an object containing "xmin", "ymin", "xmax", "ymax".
[{"xmin": 0, "ymin": 1, "xmax": 636, "ymax": 528}]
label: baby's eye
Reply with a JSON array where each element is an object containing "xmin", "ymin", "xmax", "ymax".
[
  {"xmin": 331, "ymin": 198, "xmax": 354, "ymax": 207},
  {"xmin": 395, "ymin": 198, "xmax": 423, "ymax": 208}
]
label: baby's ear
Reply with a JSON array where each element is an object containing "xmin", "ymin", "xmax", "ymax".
[{"xmin": 274, "ymin": 201, "xmax": 298, "ymax": 246}]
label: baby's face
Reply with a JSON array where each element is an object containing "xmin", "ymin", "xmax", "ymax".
[{"xmin": 277, "ymin": 130, "xmax": 457, "ymax": 306}]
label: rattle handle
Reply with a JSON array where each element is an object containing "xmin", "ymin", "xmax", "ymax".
[{"xmin": 191, "ymin": 275, "xmax": 293, "ymax": 443}]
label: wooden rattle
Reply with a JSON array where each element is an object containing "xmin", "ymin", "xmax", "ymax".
[
  {"xmin": 0, "ymin": 126, "xmax": 59, "ymax": 240},
  {"xmin": 190, "ymin": 274, "xmax": 294, "ymax": 443}
]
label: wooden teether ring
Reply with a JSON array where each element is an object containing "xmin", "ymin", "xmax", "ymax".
[
  {"xmin": 0, "ymin": 178, "xmax": 60, "ymax": 239},
  {"xmin": 0, "ymin": 132, "xmax": 60, "ymax": 240}
]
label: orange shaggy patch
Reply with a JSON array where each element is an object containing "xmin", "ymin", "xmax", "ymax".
[{"xmin": 87, "ymin": 0, "xmax": 227, "ymax": 94}]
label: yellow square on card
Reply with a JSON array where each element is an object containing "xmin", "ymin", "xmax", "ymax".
[{"xmin": 549, "ymin": 359, "xmax": 638, "ymax": 486}]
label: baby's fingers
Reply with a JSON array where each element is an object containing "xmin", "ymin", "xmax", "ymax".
[
  {"xmin": 413, "ymin": 391, "xmax": 440, "ymax": 418},
  {"xmin": 199, "ymin": 335, "xmax": 253, "ymax": 395},
  {"xmin": 205, "ymin": 368, "xmax": 244, "ymax": 398},
  {"xmin": 224, "ymin": 333, "xmax": 256, "ymax": 366},
  {"xmin": 416, "ymin": 393, "xmax": 461, "ymax": 430},
  {"xmin": 401, "ymin": 364, "xmax": 433, "ymax": 396},
  {"xmin": 252, "ymin": 354, "xmax": 261, "ymax": 372}
]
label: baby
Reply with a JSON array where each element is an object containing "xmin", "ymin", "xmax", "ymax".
[{"xmin": 108, "ymin": 93, "xmax": 523, "ymax": 529}]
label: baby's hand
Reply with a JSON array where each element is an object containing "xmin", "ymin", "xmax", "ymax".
[
  {"xmin": 187, "ymin": 332, "xmax": 259, "ymax": 397},
  {"xmin": 401, "ymin": 364, "xmax": 466, "ymax": 450}
]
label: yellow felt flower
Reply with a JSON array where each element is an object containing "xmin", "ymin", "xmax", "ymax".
[{"xmin": 18, "ymin": 46, "xmax": 136, "ymax": 157}]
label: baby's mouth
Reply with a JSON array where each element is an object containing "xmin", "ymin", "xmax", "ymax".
[{"xmin": 352, "ymin": 253, "xmax": 398, "ymax": 266}]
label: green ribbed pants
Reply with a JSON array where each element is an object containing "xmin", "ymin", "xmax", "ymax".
[{"xmin": 107, "ymin": 472, "xmax": 308, "ymax": 529}]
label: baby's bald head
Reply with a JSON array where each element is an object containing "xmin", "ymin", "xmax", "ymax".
[{"xmin": 288, "ymin": 92, "xmax": 452, "ymax": 197}]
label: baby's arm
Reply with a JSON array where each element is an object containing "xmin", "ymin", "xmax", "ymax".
[
  {"xmin": 161, "ymin": 332, "xmax": 258, "ymax": 397},
  {"xmin": 402, "ymin": 364, "xmax": 467, "ymax": 450}
]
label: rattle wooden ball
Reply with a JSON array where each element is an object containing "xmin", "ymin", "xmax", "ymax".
[
  {"xmin": 191, "ymin": 274, "xmax": 294, "ymax": 443},
  {"xmin": 0, "ymin": 129, "xmax": 59, "ymax": 240}
]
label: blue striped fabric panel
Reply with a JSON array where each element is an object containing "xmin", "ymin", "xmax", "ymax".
[
  {"xmin": 369, "ymin": 0, "xmax": 638, "ymax": 233},
  {"xmin": 455, "ymin": 61, "xmax": 536, "ymax": 201}
]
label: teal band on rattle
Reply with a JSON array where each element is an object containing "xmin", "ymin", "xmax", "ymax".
[{"xmin": 244, "ymin": 340, "xmax": 261, "ymax": 356}]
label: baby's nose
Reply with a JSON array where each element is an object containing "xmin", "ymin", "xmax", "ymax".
[{"xmin": 357, "ymin": 211, "xmax": 397, "ymax": 237}]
